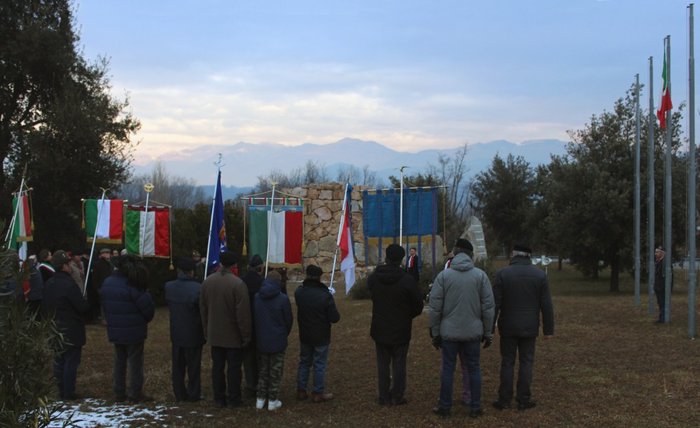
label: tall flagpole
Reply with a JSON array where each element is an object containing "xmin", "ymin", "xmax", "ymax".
[
  {"xmin": 265, "ymin": 182, "xmax": 277, "ymax": 277},
  {"xmin": 204, "ymin": 154, "xmax": 224, "ymax": 278},
  {"xmin": 648, "ymin": 56, "xmax": 656, "ymax": 316},
  {"xmin": 663, "ymin": 35, "xmax": 673, "ymax": 324},
  {"xmin": 399, "ymin": 166, "xmax": 407, "ymax": 247},
  {"xmin": 634, "ymin": 73, "xmax": 642, "ymax": 308},
  {"xmin": 688, "ymin": 3, "xmax": 697, "ymax": 339}
]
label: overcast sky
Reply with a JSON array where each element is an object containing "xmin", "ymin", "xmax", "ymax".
[{"xmin": 74, "ymin": 0, "xmax": 694, "ymax": 163}]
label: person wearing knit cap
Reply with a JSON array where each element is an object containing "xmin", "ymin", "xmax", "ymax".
[
  {"xmin": 295, "ymin": 264, "xmax": 340, "ymax": 403},
  {"xmin": 164, "ymin": 257, "xmax": 205, "ymax": 402},
  {"xmin": 492, "ymin": 242, "xmax": 554, "ymax": 412},
  {"xmin": 429, "ymin": 238, "xmax": 494, "ymax": 419},
  {"xmin": 200, "ymin": 250, "xmax": 251, "ymax": 408},
  {"xmin": 368, "ymin": 244, "xmax": 424, "ymax": 406}
]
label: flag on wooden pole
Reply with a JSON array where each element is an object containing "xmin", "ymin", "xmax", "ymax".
[
  {"xmin": 207, "ymin": 170, "xmax": 227, "ymax": 272},
  {"xmin": 84, "ymin": 199, "xmax": 124, "ymax": 243}
]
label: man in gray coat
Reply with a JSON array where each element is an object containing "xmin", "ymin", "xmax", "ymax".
[
  {"xmin": 492, "ymin": 243, "xmax": 554, "ymax": 412},
  {"xmin": 429, "ymin": 238, "xmax": 495, "ymax": 419}
]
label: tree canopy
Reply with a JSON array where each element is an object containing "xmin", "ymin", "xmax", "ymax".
[{"xmin": 1, "ymin": 0, "xmax": 140, "ymax": 249}]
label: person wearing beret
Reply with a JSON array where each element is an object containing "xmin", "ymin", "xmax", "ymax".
[
  {"xmin": 367, "ymin": 244, "xmax": 424, "ymax": 406},
  {"xmin": 492, "ymin": 243, "xmax": 554, "ymax": 412},
  {"xmin": 165, "ymin": 257, "xmax": 205, "ymax": 402},
  {"xmin": 200, "ymin": 250, "xmax": 252, "ymax": 408},
  {"xmin": 294, "ymin": 264, "xmax": 340, "ymax": 403},
  {"xmin": 429, "ymin": 238, "xmax": 495, "ymax": 419}
]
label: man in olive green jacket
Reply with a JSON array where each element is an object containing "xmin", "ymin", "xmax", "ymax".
[{"xmin": 200, "ymin": 251, "xmax": 251, "ymax": 407}]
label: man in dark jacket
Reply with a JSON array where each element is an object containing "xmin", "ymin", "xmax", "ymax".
[
  {"xmin": 240, "ymin": 254, "xmax": 264, "ymax": 398},
  {"xmin": 492, "ymin": 243, "xmax": 554, "ymax": 412},
  {"xmin": 165, "ymin": 257, "xmax": 205, "ymax": 402},
  {"xmin": 653, "ymin": 246, "xmax": 671, "ymax": 323},
  {"xmin": 100, "ymin": 255, "xmax": 155, "ymax": 403},
  {"xmin": 368, "ymin": 244, "xmax": 424, "ymax": 406},
  {"xmin": 254, "ymin": 271, "xmax": 293, "ymax": 411},
  {"xmin": 42, "ymin": 250, "xmax": 91, "ymax": 400},
  {"xmin": 295, "ymin": 265, "xmax": 340, "ymax": 403}
]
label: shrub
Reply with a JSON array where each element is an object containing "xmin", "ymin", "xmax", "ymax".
[{"xmin": 0, "ymin": 248, "xmax": 70, "ymax": 427}]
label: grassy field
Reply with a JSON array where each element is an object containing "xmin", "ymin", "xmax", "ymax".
[{"xmin": 70, "ymin": 265, "xmax": 700, "ymax": 427}]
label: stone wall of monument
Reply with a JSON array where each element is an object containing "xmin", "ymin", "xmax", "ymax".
[{"xmin": 284, "ymin": 183, "xmax": 444, "ymax": 284}]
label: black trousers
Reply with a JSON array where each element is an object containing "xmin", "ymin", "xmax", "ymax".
[
  {"xmin": 242, "ymin": 344, "xmax": 259, "ymax": 395},
  {"xmin": 655, "ymin": 287, "xmax": 666, "ymax": 321},
  {"xmin": 211, "ymin": 346, "xmax": 244, "ymax": 406},
  {"xmin": 172, "ymin": 344, "xmax": 203, "ymax": 401},
  {"xmin": 54, "ymin": 345, "xmax": 82, "ymax": 399},
  {"xmin": 113, "ymin": 342, "xmax": 145, "ymax": 400},
  {"xmin": 375, "ymin": 342, "xmax": 410, "ymax": 403},
  {"xmin": 498, "ymin": 336, "xmax": 536, "ymax": 404}
]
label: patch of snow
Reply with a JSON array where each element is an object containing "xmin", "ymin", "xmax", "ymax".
[{"xmin": 48, "ymin": 398, "xmax": 174, "ymax": 427}]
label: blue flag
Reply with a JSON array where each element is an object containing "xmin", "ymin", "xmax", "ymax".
[{"xmin": 208, "ymin": 171, "xmax": 227, "ymax": 270}]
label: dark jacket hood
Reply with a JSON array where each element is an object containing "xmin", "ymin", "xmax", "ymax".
[{"xmin": 259, "ymin": 278, "xmax": 282, "ymax": 299}]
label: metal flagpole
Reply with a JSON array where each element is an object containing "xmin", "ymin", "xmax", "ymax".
[
  {"xmin": 688, "ymin": 3, "xmax": 697, "ymax": 339},
  {"xmin": 83, "ymin": 188, "xmax": 107, "ymax": 297},
  {"xmin": 399, "ymin": 166, "xmax": 407, "ymax": 247},
  {"xmin": 663, "ymin": 35, "xmax": 673, "ymax": 324},
  {"xmin": 648, "ymin": 56, "xmax": 656, "ymax": 316},
  {"xmin": 204, "ymin": 154, "xmax": 223, "ymax": 278},
  {"xmin": 265, "ymin": 182, "xmax": 277, "ymax": 277},
  {"xmin": 634, "ymin": 73, "xmax": 642, "ymax": 308}
]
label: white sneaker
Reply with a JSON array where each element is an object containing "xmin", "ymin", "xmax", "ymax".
[
  {"xmin": 268, "ymin": 399, "xmax": 282, "ymax": 411},
  {"xmin": 256, "ymin": 398, "xmax": 266, "ymax": 410}
]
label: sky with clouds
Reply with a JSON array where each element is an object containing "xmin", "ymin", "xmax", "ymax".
[{"xmin": 74, "ymin": 0, "xmax": 694, "ymax": 163}]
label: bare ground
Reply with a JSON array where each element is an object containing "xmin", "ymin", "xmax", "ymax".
[{"xmin": 69, "ymin": 266, "xmax": 700, "ymax": 427}]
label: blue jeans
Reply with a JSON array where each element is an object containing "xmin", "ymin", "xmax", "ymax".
[
  {"xmin": 439, "ymin": 340, "xmax": 482, "ymax": 411},
  {"xmin": 297, "ymin": 342, "xmax": 329, "ymax": 393}
]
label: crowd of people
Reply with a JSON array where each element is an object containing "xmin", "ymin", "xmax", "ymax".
[{"xmin": 1, "ymin": 236, "xmax": 556, "ymax": 418}]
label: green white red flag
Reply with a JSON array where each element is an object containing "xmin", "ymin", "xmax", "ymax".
[
  {"xmin": 657, "ymin": 42, "xmax": 673, "ymax": 129},
  {"xmin": 248, "ymin": 209, "xmax": 303, "ymax": 265},
  {"xmin": 84, "ymin": 199, "xmax": 124, "ymax": 243},
  {"xmin": 11, "ymin": 194, "xmax": 32, "ymax": 247},
  {"xmin": 124, "ymin": 205, "xmax": 171, "ymax": 257}
]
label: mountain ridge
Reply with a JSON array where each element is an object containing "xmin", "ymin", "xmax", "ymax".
[{"xmin": 133, "ymin": 138, "xmax": 568, "ymax": 187}]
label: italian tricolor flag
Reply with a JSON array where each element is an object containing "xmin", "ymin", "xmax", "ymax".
[
  {"xmin": 657, "ymin": 39, "xmax": 673, "ymax": 129},
  {"xmin": 11, "ymin": 194, "xmax": 32, "ymax": 246},
  {"xmin": 84, "ymin": 199, "xmax": 124, "ymax": 244},
  {"xmin": 248, "ymin": 209, "xmax": 303, "ymax": 265},
  {"xmin": 125, "ymin": 205, "xmax": 171, "ymax": 257}
]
